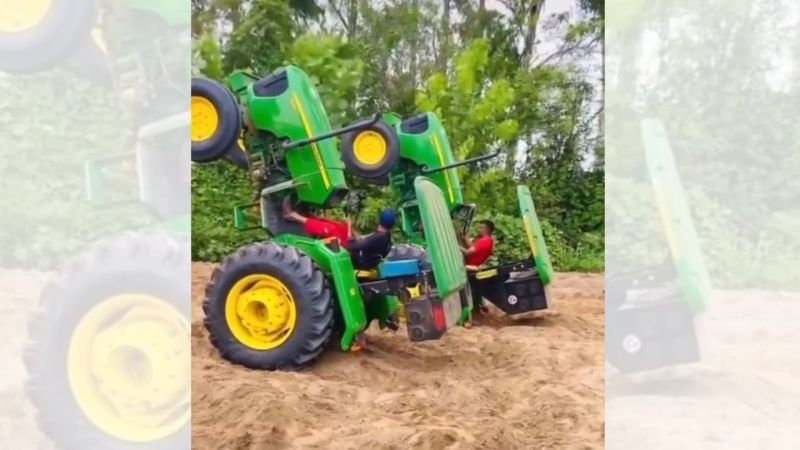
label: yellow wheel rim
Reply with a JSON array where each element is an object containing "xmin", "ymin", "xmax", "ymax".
[
  {"xmin": 0, "ymin": 0, "xmax": 51, "ymax": 32},
  {"xmin": 68, "ymin": 294, "xmax": 189, "ymax": 443},
  {"xmin": 225, "ymin": 274, "xmax": 297, "ymax": 350},
  {"xmin": 191, "ymin": 96, "xmax": 219, "ymax": 142},
  {"xmin": 352, "ymin": 130, "xmax": 387, "ymax": 166}
]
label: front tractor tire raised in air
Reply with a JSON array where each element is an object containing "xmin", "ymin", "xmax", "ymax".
[
  {"xmin": 203, "ymin": 242, "xmax": 334, "ymax": 371},
  {"xmin": 340, "ymin": 119, "xmax": 400, "ymax": 182},
  {"xmin": 191, "ymin": 77, "xmax": 242, "ymax": 163}
]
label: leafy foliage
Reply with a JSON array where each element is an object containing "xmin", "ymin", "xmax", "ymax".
[
  {"xmin": 286, "ymin": 35, "xmax": 364, "ymax": 126},
  {"xmin": 0, "ymin": 73, "xmax": 152, "ymax": 269},
  {"xmin": 605, "ymin": 1, "xmax": 800, "ymax": 288},
  {"xmin": 191, "ymin": 162, "xmax": 263, "ymax": 261},
  {"xmin": 191, "ymin": 0, "xmax": 605, "ymax": 272}
]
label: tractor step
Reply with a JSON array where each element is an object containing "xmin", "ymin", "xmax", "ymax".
[{"xmin": 469, "ymin": 260, "xmax": 549, "ymax": 315}]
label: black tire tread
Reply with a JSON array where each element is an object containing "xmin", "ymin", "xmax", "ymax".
[
  {"xmin": 202, "ymin": 242, "xmax": 333, "ymax": 371},
  {"xmin": 191, "ymin": 77, "xmax": 242, "ymax": 163},
  {"xmin": 340, "ymin": 119, "xmax": 400, "ymax": 183},
  {"xmin": 0, "ymin": 0, "xmax": 97, "ymax": 74}
]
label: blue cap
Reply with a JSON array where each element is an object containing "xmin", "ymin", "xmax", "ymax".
[{"xmin": 379, "ymin": 208, "xmax": 396, "ymax": 229}]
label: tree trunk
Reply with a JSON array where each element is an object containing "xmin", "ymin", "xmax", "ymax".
[
  {"xmin": 347, "ymin": 0, "xmax": 358, "ymax": 41},
  {"xmin": 440, "ymin": 0, "xmax": 451, "ymax": 71},
  {"xmin": 520, "ymin": 0, "xmax": 545, "ymax": 66},
  {"xmin": 411, "ymin": 0, "xmax": 419, "ymax": 86}
]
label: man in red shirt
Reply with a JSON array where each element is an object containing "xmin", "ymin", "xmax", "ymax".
[
  {"xmin": 460, "ymin": 220, "xmax": 495, "ymax": 270},
  {"xmin": 459, "ymin": 220, "xmax": 495, "ymax": 315},
  {"xmin": 282, "ymin": 195, "xmax": 352, "ymax": 246}
]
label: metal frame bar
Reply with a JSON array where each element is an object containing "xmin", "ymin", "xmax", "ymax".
[
  {"xmin": 421, "ymin": 149, "xmax": 500, "ymax": 174},
  {"xmin": 280, "ymin": 113, "xmax": 382, "ymax": 150},
  {"xmin": 358, "ymin": 270, "xmax": 436, "ymax": 302}
]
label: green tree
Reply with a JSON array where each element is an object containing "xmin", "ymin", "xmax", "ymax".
[{"xmin": 190, "ymin": 0, "xmax": 606, "ymax": 272}]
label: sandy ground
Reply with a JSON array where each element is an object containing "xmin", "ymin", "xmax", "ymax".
[
  {"xmin": 0, "ymin": 269, "xmax": 54, "ymax": 449},
  {"xmin": 191, "ymin": 262, "xmax": 605, "ymax": 450},
  {"xmin": 5, "ymin": 264, "xmax": 797, "ymax": 449},
  {"xmin": 606, "ymin": 289, "xmax": 800, "ymax": 450}
]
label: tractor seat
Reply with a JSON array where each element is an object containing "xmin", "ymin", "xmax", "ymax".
[{"xmin": 355, "ymin": 269, "xmax": 379, "ymax": 281}]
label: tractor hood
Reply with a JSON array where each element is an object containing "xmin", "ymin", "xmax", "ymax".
[{"xmin": 396, "ymin": 113, "xmax": 464, "ymax": 210}]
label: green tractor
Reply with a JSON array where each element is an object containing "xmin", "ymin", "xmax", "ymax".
[
  {"xmin": 373, "ymin": 111, "xmax": 556, "ymax": 317},
  {"xmin": 192, "ymin": 66, "xmax": 473, "ymax": 370},
  {"xmin": 1, "ymin": 1, "xmax": 190, "ymax": 448}
]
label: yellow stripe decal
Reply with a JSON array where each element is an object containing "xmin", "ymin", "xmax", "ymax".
[
  {"xmin": 523, "ymin": 216, "xmax": 538, "ymax": 258},
  {"xmin": 291, "ymin": 94, "xmax": 330, "ymax": 189},
  {"xmin": 476, "ymin": 269, "xmax": 498, "ymax": 280},
  {"xmin": 430, "ymin": 134, "xmax": 455, "ymax": 203},
  {"xmin": 654, "ymin": 182, "xmax": 681, "ymax": 260}
]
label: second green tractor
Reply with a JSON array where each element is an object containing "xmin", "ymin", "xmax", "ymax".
[{"xmin": 192, "ymin": 65, "xmax": 555, "ymax": 371}]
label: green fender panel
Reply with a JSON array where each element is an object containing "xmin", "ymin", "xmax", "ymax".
[
  {"xmin": 273, "ymin": 234, "xmax": 367, "ymax": 350},
  {"xmin": 518, "ymin": 185, "xmax": 554, "ymax": 285},
  {"xmin": 642, "ymin": 119, "xmax": 712, "ymax": 313}
]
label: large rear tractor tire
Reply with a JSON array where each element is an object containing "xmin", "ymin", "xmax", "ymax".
[
  {"xmin": 23, "ymin": 231, "xmax": 190, "ymax": 450},
  {"xmin": 191, "ymin": 77, "xmax": 242, "ymax": 163},
  {"xmin": 340, "ymin": 119, "xmax": 400, "ymax": 182},
  {"xmin": 203, "ymin": 242, "xmax": 334, "ymax": 371}
]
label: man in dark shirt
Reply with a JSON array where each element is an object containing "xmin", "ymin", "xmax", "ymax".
[
  {"xmin": 348, "ymin": 208, "xmax": 395, "ymax": 270},
  {"xmin": 346, "ymin": 208, "xmax": 396, "ymax": 352},
  {"xmin": 285, "ymin": 197, "xmax": 395, "ymax": 270}
]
